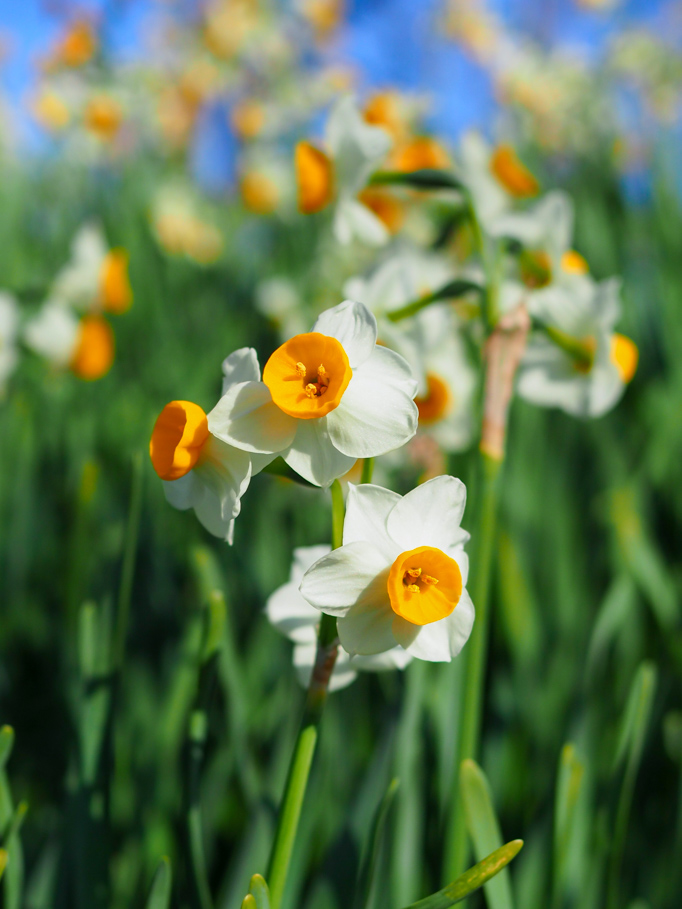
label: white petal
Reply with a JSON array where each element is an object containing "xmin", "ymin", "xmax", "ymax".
[
  {"xmin": 265, "ymin": 581, "xmax": 318, "ymax": 645},
  {"xmin": 290, "ymin": 545, "xmax": 332, "ymax": 584},
  {"xmin": 336, "ymin": 598, "xmax": 397, "ymax": 656},
  {"xmin": 386, "ymin": 475, "xmax": 470, "ymax": 552},
  {"xmin": 162, "ymin": 473, "xmax": 196, "ymax": 511},
  {"xmin": 299, "ymin": 541, "xmax": 389, "ymax": 616},
  {"xmin": 221, "ymin": 347, "xmax": 261, "ymax": 393},
  {"xmin": 283, "ymin": 418, "xmax": 356, "ymax": 487},
  {"xmin": 312, "ymin": 299, "xmax": 377, "ymax": 369},
  {"xmin": 325, "ymin": 95, "xmax": 392, "ymax": 193},
  {"xmin": 333, "ymin": 197, "xmax": 389, "ymax": 247},
  {"xmin": 24, "ymin": 302, "xmax": 79, "ymax": 366},
  {"xmin": 189, "ymin": 435, "xmax": 253, "ymax": 542},
  {"xmin": 343, "ymin": 483, "xmax": 402, "ymax": 561},
  {"xmin": 392, "ymin": 588, "xmax": 475, "ymax": 662},
  {"xmin": 208, "ymin": 381, "xmax": 297, "ymax": 454},
  {"xmin": 351, "ymin": 646, "xmax": 412, "ymax": 672}
]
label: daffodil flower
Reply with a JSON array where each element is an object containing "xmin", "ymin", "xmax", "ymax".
[
  {"xmin": 149, "ymin": 349, "xmax": 273, "ymax": 544},
  {"xmin": 209, "ymin": 300, "xmax": 419, "ymax": 487},
  {"xmin": 266, "ymin": 544, "xmax": 412, "ymax": 691},
  {"xmin": 458, "ymin": 131, "xmax": 539, "ymax": 237},
  {"xmin": 299, "ymin": 478, "xmax": 475, "ymax": 661},
  {"xmin": 24, "ymin": 301, "xmax": 114, "ymax": 380},
  {"xmin": 295, "ymin": 96, "xmax": 393, "ymax": 246},
  {"xmin": 517, "ymin": 277, "xmax": 638, "ymax": 417},
  {"xmin": 346, "ymin": 251, "xmax": 477, "ymax": 452},
  {"xmin": 0, "ymin": 292, "xmax": 19, "ymax": 394},
  {"xmin": 53, "ymin": 223, "xmax": 132, "ymax": 314}
]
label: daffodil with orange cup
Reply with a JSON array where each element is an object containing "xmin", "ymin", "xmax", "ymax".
[
  {"xmin": 299, "ymin": 477, "xmax": 474, "ymax": 661},
  {"xmin": 149, "ymin": 349, "xmax": 274, "ymax": 543},
  {"xmin": 208, "ymin": 300, "xmax": 419, "ymax": 487},
  {"xmin": 53, "ymin": 223, "xmax": 132, "ymax": 315},
  {"xmin": 266, "ymin": 544, "xmax": 412, "ymax": 691},
  {"xmin": 24, "ymin": 301, "xmax": 115, "ymax": 381},
  {"xmin": 295, "ymin": 96, "xmax": 393, "ymax": 246},
  {"xmin": 517, "ymin": 276, "xmax": 638, "ymax": 417}
]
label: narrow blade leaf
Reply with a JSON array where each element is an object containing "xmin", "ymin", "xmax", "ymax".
[{"xmin": 146, "ymin": 856, "xmax": 172, "ymax": 909}]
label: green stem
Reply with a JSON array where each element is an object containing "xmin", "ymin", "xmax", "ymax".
[
  {"xmin": 444, "ymin": 453, "xmax": 503, "ymax": 884},
  {"xmin": 361, "ymin": 458, "xmax": 375, "ymax": 484},
  {"xmin": 386, "ymin": 280, "xmax": 483, "ymax": 324},
  {"xmin": 112, "ymin": 452, "xmax": 144, "ymax": 672},
  {"xmin": 266, "ymin": 481, "xmax": 345, "ymax": 909},
  {"xmin": 541, "ymin": 324, "xmax": 594, "ymax": 371}
]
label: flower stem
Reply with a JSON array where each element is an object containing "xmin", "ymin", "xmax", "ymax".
[
  {"xmin": 444, "ymin": 452, "xmax": 502, "ymax": 883},
  {"xmin": 266, "ymin": 481, "xmax": 345, "ymax": 909},
  {"xmin": 360, "ymin": 458, "xmax": 374, "ymax": 484}
]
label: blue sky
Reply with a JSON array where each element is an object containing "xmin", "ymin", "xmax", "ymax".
[{"xmin": 0, "ymin": 0, "xmax": 677, "ymax": 162}]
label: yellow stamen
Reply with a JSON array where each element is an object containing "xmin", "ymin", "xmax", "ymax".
[
  {"xmin": 388, "ymin": 546, "xmax": 462, "ymax": 626},
  {"xmin": 149, "ymin": 400, "xmax": 209, "ymax": 481},
  {"xmin": 561, "ymin": 249, "xmax": 589, "ymax": 275},
  {"xmin": 610, "ymin": 333, "xmax": 638, "ymax": 384},
  {"xmin": 490, "ymin": 144, "xmax": 539, "ymax": 198},
  {"xmin": 415, "ymin": 373, "xmax": 452, "ymax": 425},
  {"xmin": 263, "ymin": 332, "xmax": 352, "ymax": 419},
  {"xmin": 100, "ymin": 249, "xmax": 132, "ymax": 314},
  {"xmin": 70, "ymin": 315, "xmax": 114, "ymax": 381},
  {"xmin": 295, "ymin": 142, "xmax": 335, "ymax": 214}
]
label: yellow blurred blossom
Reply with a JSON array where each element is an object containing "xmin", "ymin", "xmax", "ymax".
[
  {"xmin": 33, "ymin": 91, "xmax": 70, "ymax": 131},
  {"xmin": 84, "ymin": 95, "xmax": 123, "ymax": 141}
]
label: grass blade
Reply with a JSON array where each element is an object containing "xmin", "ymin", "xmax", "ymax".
[
  {"xmin": 460, "ymin": 759, "xmax": 514, "ymax": 909},
  {"xmin": 552, "ymin": 744, "xmax": 584, "ymax": 907},
  {"xmin": 402, "ymin": 841, "xmax": 524, "ymax": 909},
  {"xmin": 146, "ymin": 857, "xmax": 172, "ymax": 909},
  {"xmin": 354, "ymin": 778, "xmax": 400, "ymax": 909}
]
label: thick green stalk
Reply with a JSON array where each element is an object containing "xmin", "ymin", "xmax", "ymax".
[
  {"xmin": 444, "ymin": 453, "xmax": 502, "ymax": 883},
  {"xmin": 112, "ymin": 452, "xmax": 144, "ymax": 672},
  {"xmin": 266, "ymin": 481, "xmax": 344, "ymax": 909}
]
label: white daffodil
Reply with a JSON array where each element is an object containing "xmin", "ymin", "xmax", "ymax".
[
  {"xmin": 458, "ymin": 131, "xmax": 539, "ymax": 238},
  {"xmin": 0, "ymin": 292, "xmax": 20, "ymax": 393},
  {"xmin": 150, "ymin": 349, "xmax": 273, "ymax": 544},
  {"xmin": 52, "ymin": 223, "xmax": 132, "ymax": 314},
  {"xmin": 295, "ymin": 95, "xmax": 393, "ymax": 246},
  {"xmin": 266, "ymin": 544, "xmax": 412, "ymax": 691},
  {"xmin": 300, "ymin": 478, "xmax": 475, "ymax": 662},
  {"xmin": 346, "ymin": 250, "xmax": 477, "ymax": 452},
  {"xmin": 209, "ymin": 299, "xmax": 419, "ymax": 488},
  {"xmin": 517, "ymin": 276, "xmax": 638, "ymax": 418},
  {"xmin": 24, "ymin": 301, "xmax": 115, "ymax": 380}
]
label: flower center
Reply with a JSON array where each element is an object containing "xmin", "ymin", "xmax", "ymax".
[
  {"xmin": 70, "ymin": 315, "xmax": 115, "ymax": 381},
  {"xmin": 295, "ymin": 142, "xmax": 335, "ymax": 214},
  {"xmin": 387, "ymin": 545, "xmax": 462, "ymax": 626},
  {"xmin": 610, "ymin": 333, "xmax": 638, "ymax": 383},
  {"xmin": 100, "ymin": 249, "xmax": 132, "ymax": 314},
  {"xmin": 415, "ymin": 372, "xmax": 452, "ymax": 424},
  {"xmin": 263, "ymin": 332, "xmax": 352, "ymax": 419},
  {"xmin": 490, "ymin": 144, "xmax": 539, "ymax": 198},
  {"xmin": 150, "ymin": 400, "xmax": 209, "ymax": 481}
]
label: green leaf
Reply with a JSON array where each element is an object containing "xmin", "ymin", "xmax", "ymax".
[
  {"xmin": 460, "ymin": 759, "xmax": 515, "ymax": 909},
  {"xmin": 354, "ymin": 778, "xmax": 400, "ymax": 909},
  {"xmin": 0, "ymin": 849, "xmax": 7, "ymax": 882},
  {"xmin": 401, "ymin": 841, "xmax": 524, "ymax": 908},
  {"xmin": 241, "ymin": 896, "xmax": 257, "ymax": 909},
  {"xmin": 201, "ymin": 590, "xmax": 226, "ymax": 664},
  {"xmin": 585, "ymin": 575, "xmax": 638, "ymax": 682},
  {"xmin": 247, "ymin": 873, "xmax": 271, "ymax": 909},
  {"xmin": 553, "ymin": 744, "xmax": 584, "ymax": 896},
  {"xmin": 146, "ymin": 856, "xmax": 172, "ymax": 909},
  {"xmin": 369, "ymin": 169, "xmax": 463, "ymax": 191},
  {"xmin": 0, "ymin": 729, "xmax": 14, "ymax": 771},
  {"xmin": 386, "ymin": 280, "xmax": 483, "ymax": 323},
  {"xmin": 613, "ymin": 662, "xmax": 657, "ymax": 774}
]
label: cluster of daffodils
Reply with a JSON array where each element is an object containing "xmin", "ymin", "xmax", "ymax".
[
  {"xmin": 9, "ymin": 224, "xmax": 132, "ymax": 384},
  {"xmin": 150, "ymin": 301, "xmax": 476, "ymax": 670}
]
